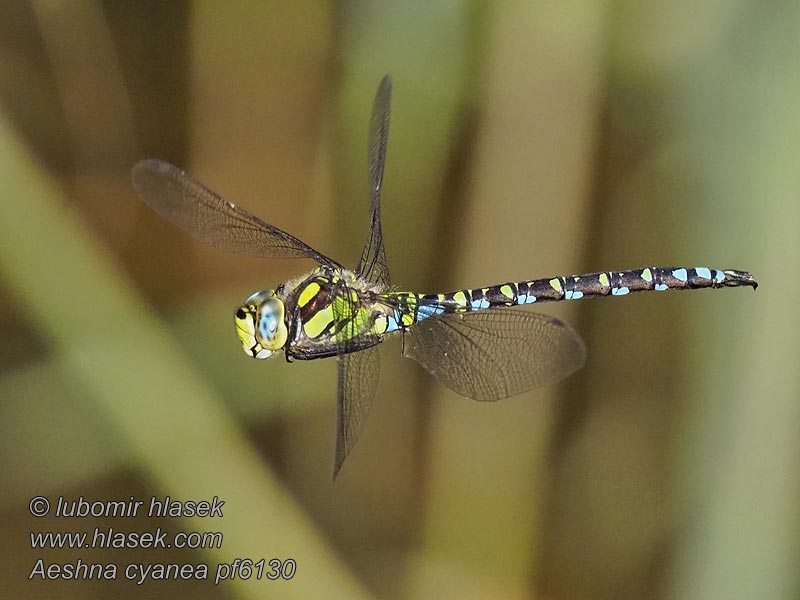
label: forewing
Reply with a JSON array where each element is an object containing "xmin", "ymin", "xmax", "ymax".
[
  {"xmin": 330, "ymin": 278, "xmax": 383, "ymax": 478},
  {"xmin": 403, "ymin": 309, "xmax": 586, "ymax": 401},
  {"xmin": 131, "ymin": 159, "xmax": 340, "ymax": 266},
  {"xmin": 334, "ymin": 347, "xmax": 380, "ymax": 478},
  {"xmin": 356, "ymin": 75, "xmax": 392, "ymax": 287}
]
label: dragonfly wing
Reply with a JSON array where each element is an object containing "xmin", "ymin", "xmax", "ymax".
[
  {"xmin": 334, "ymin": 346, "xmax": 380, "ymax": 478},
  {"xmin": 403, "ymin": 309, "xmax": 586, "ymax": 401},
  {"xmin": 327, "ymin": 277, "xmax": 384, "ymax": 478},
  {"xmin": 356, "ymin": 75, "xmax": 392, "ymax": 287},
  {"xmin": 132, "ymin": 159, "xmax": 340, "ymax": 266}
]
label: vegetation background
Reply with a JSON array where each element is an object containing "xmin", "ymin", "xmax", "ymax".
[{"xmin": 0, "ymin": 2, "xmax": 797, "ymax": 598}]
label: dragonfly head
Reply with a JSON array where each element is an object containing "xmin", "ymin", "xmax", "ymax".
[{"xmin": 234, "ymin": 290, "xmax": 288, "ymax": 359}]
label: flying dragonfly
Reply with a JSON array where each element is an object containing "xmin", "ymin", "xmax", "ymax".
[{"xmin": 132, "ymin": 76, "xmax": 757, "ymax": 477}]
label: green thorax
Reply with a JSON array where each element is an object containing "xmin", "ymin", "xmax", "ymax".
[{"xmin": 278, "ymin": 267, "xmax": 394, "ymax": 360}]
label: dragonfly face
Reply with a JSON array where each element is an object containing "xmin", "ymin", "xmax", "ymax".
[{"xmin": 234, "ymin": 290, "xmax": 288, "ymax": 359}]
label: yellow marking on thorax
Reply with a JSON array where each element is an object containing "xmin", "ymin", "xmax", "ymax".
[
  {"xmin": 297, "ymin": 282, "xmax": 321, "ymax": 307},
  {"xmin": 303, "ymin": 305, "xmax": 334, "ymax": 338},
  {"xmin": 373, "ymin": 313, "xmax": 388, "ymax": 334},
  {"xmin": 352, "ymin": 305, "xmax": 372, "ymax": 331}
]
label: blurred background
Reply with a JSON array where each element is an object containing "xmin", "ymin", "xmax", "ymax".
[{"xmin": 0, "ymin": 1, "xmax": 797, "ymax": 598}]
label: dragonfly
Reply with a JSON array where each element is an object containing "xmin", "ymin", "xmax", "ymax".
[{"xmin": 132, "ymin": 75, "xmax": 757, "ymax": 477}]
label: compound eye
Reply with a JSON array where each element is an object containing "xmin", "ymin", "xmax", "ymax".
[
  {"xmin": 259, "ymin": 311, "xmax": 276, "ymax": 338},
  {"xmin": 256, "ymin": 298, "xmax": 288, "ymax": 351}
]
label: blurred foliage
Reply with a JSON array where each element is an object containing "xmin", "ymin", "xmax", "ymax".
[{"xmin": 0, "ymin": 1, "xmax": 797, "ymax": 599}]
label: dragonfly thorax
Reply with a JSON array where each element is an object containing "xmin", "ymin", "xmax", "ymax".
[{"xmin": 234, "ymin": 290, "xmax": 288, "ymax": 359}]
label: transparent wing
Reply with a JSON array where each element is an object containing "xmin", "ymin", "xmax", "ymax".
[
  {"xmin": 330, "ymin": 278, "xmax": 383, "ymax": 478},
  {"xmin": 403, "ymin": 309, "xmax": 586, "ymax": 401},
  {"xmin": 356, "ymin": 75, "xmax": 392, "ymax": 287},
  {"xmin": 330, "ymin": 76, "xmax": 394, "ymax": 477},
  {"xmin": 131, "ymin": 159, "xmax": 340, "ymax": 267},
  {"xmin": 334, "ymin": 347, "xmax": 380, "ymax": 478}
]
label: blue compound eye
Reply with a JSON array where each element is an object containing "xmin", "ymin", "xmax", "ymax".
[
  {"xmin": 246, "ymin": 289, "xmax": 273, "ymax": 305},
  {"xmin": 259, "ymin": 310, "xmax": 278, "ymax": 338},
  {"xmin": 255, "ymin": 297, "xmax": 288, "ymax": 351}
]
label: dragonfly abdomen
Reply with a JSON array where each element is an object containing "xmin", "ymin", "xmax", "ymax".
[
  {"xmin": 513, "ymin": 267, "xmax": 756, "ymax": 304},
  {"xmin": 390, "ymin": 267, "xmax": 756, "ymax": 328}
]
